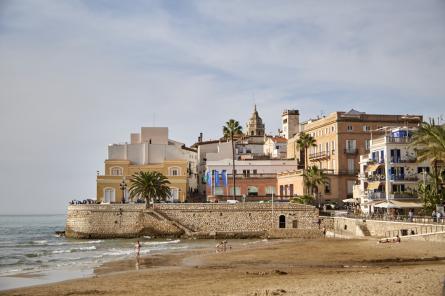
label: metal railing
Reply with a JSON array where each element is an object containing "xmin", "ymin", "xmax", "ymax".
[
  {"xmin": 344, "ymin": 148, "xmax": 358, "ymax": 155},
  {"xmin": 309, "ymin": 151, "xmax": 330, "ymax": 159}
]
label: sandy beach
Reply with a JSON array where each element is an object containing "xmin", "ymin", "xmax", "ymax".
[{"xmin": 2, "ymin": 238, "xmax": 445, "ymax": 296}]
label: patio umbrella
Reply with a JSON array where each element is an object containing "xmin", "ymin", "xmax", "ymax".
[
  {"xmin": 342, "ymin": 198, "xmax": 359, "ymax": 204},
  {"xmin": 374, "ymin": 201, "xmax": 401, "ymax": 209}
]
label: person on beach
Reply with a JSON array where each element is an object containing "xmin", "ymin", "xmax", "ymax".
[{"xmin": 135, "ymin": 240, "xmax": 141, "ymax": 256}]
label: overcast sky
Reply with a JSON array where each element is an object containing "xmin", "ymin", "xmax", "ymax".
[{"xmin": 0, "ymin": 0, "xmax": 444, "ymax": 214}]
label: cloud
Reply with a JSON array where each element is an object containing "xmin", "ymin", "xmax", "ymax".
[{"xmin": 0, "ymin": 0, "xmax": 444, "ymax": 214}]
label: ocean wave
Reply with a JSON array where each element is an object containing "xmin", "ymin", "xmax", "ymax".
[
  {"xmin": 52, "ymin": 245, "xmax": 96, "ymax": 254},
  {"xmin": 142, "ymin": 239, "xmax": 180, "ymax": 246},
  {"xmin": 32, "ymin": 240, "xmax": 48, "ymax": 245},
  {"xmin": 103, "ymin": 248, "xmax": 150, "ymax": 257}
]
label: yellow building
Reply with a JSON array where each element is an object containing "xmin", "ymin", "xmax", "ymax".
[{"xmin": 96, "ymin": 127, "xmax": 197, "ymax": 203}]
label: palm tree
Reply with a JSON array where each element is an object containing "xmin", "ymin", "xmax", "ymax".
[
  {"xmin": 129, "ymin": 171, "xmax": 171, "ymax": 207},
  {"xmin": 223, "ymin": 119, "xmax": 243, "ymax": 199},
  {"xmin": 411, "ymin": 121, "xmax": 445, "ymax": 193},
  {"xmin": 296, "ymin": 132, "xmax": 317, "ymax": 170},
  {"xmin": 303, "ymin": 165, "xmax": 329, "ymax": 207}
]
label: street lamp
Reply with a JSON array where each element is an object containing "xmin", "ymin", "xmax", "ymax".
[{"xmin": 120, "ymin": 179, "xmax": 127, "ymax": 204}]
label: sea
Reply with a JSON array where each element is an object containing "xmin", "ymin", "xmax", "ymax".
[{"xmin": 0, "ymin": 215, "xmax": 218, "ymax": 291}]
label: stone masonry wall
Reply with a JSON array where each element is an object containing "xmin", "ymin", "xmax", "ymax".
[{"xmin": 66, "ymin": 203, "xmax": 319, "ymax": 239}]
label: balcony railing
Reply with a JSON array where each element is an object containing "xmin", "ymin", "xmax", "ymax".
[
  {"xmin": 390, "ymin": 157, "xmax": 417, "ymax": 164},
  {"xmin": 344, "ymin": 148, "xmax": 358, "ymax": 155},
  {"xmin": 390, "ymin": 175, "xmax": 418, "ymax": 182},
  {"xmin": 367, "ymin": 175, "xmax": 386, "ymax": 182},
  {"xmin": 226, "ymin": 173, "xmax": 277, "ymax": 179},
  {"xmin": 387, "ymin": 136, "xmax": 412, "ymax": 144},
  {"xmin": 309, "ymin": 151, "xmax": 331, "ymax": 160},
  {"xmin": 337, "ymin": 169, "xmax": 359, "ymax": 176},
  {"xmin": 390, "ymin": 192, "xmax": 417, "ymax": 199},
  {"xmin": 368, "ymin": 191, "xmax": 386, "ymax": 200}
]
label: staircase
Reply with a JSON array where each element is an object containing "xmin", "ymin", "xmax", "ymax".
[
  {"xmin": 150, "ymin": 209, "xmax": 195, "ymax": 236},
  {"xmin": 356, "ymin": 223, "xmax": 371, "ymax": 237}
]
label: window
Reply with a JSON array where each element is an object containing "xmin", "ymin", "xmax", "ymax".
[
  {"xmin": 243, "ymin": 170, "xmax": 250, "ymax": 177},
  {"xmin": 265, "ymin": 186, "xmax": 276, "ymax": 196},
  {"xmin": 365, "ymin": 139, "xmax": 371, "ymax": 151},
  {"xmin": 169, "ymin": 167, "xmax": 181, "ymax": 176},
  {"xmin": 247, "ymin": 186, "xmax": 258, "ymax": 196},
  {"xmin": 283, "ymin": 119, "xmax": 288, "ymax": 124},
  {"xmin": 331, "ymin": 141, "xmax": 335, "ymax": 152},
  {"xmin": 331, "ymin": 126, "xmax": 335, "ymax": 132},
  {"xmin": 347, "ymin": 125, "xmax": 353, "ymax": 132},
  {"xmin": 345, "ymin": 140, "xmax": 356, "ymax": 152},
  {"xmin": 110, "ymin": 167, "xmax": 123, "ymax": 176},
  {"xmin": 363, "ymin": 126, "xmax": 370, "ymax": 132},
  {"xmin": 252, "ymin": 169, "xmax": 257, "ymax": 175},
  {"xmin": 347, "ymin": 181, "xmax": 354, "ymax": 194},
  {"xmin": 230, "ymin": 187, "xmax": 240, "ymax": 196},
  {"xmin": 417, "ymin": 167, "xmax": 430, "ymax": 174},
  {"xmin": 214, "ymin": 187, "xmax": 224, "ymax": 196},
  {"xmin": 324, "ymin": 181, "xmax": 331, "ymax": 194},
  {"xmin": 348, "ymin": 159, "xmax": 355, "ymax": 173}
]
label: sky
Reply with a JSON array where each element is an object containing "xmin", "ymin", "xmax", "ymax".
[{"xmin": 0, "ymin": 0, "xmax": 444, "ymax": 214}]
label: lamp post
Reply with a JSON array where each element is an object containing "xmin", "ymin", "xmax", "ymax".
[{"xmin": 120, "ymin": 179, "xmax": 127, "ymax": 204}]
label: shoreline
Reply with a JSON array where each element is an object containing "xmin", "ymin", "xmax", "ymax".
[{"xmin": 2, "ymin": 238, "xmax": 445, "ymax": 295}]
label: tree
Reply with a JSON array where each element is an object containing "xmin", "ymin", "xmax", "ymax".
[
  {"xmin": 411, "ymin": 121, "xmax": 445, "ymax": 208},
  {"xmin": 223, "ymin": 119, "xmax": 243, "ymax": 199},
  {"xmin": 296, "ymin": 132, "xmax": 317, "ymax": 170},
  {"xmin": 129, "ymin": 171, "xmax": 171, "ymax": 207},
  {"xmin": 303, "ymin": 165, "xmax": 329, "ymax": 207}
]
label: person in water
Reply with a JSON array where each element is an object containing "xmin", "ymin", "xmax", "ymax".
[{"xmin": 135, "ymin": 240, "xmax": 141, "ymax": 256}]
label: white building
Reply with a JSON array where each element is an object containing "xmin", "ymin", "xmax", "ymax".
[
  {"xmin": 354, "ymin": 127, "xmax": 428, "ymax": 213},
  {"xmin": 107, "ymin": 127, "xmax": 198, "ymax": 192}
]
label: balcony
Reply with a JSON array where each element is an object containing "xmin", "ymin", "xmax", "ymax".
[
  {"xmin": 368, "ymin": 191, "xmax": 386, "ymax": 200},
  {"xmin": 387, "ymin": 137, "xmax": 412, "ymax": 144},
  {"xmin": 344, "ymin": 148, "xmax": 358, "ymax": 155},
  {"xmin": 390, "ymin": 157, "xmax": 417, "ymax": 164},
  {"xmin": 227, "ymin": 173, "xmax": 277, "ymax": 179},
  {"xmin": 390, "ymin": 175, "xmax": 418, "ymax": 182},
  {"xmin": 389, "ymin": 192, "xmax": 417, "ymax": 199},
  {"xmin": 337, "ymin": 169, "xmax": 359, "ymax": 176},
  {"xmin": 309, "ymin": 151, "xmax": 330, "ymax": 160},
  {"xmin": 367, "ymin": 174, "xmax": 386, "ymax": 182}
]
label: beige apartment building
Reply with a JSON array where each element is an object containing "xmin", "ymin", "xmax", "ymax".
[{"xmin": 281, "ymin": 110, "xmax": 422, "ymax": 203}]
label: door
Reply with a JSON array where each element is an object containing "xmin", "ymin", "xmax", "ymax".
[{"xmin": 104, "ymin": 188, "xmax": 115, "ymax": 203}]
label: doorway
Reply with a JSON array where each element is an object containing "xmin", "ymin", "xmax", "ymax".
[{"xmin": 279, "ymin": 215, "xmax": 286, "ymax": 228}]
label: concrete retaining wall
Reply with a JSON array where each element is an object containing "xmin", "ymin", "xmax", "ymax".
[
  {"xmin": 66, "ymin": 203, "xmax": 319, "ymax": 239},
  {"xmin": 332, "ymin": 217, "xmax": 445, "ymax": 238}
]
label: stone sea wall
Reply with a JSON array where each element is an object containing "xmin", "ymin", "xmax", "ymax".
[{"xmin": 65, "ymin": 203, "xmax": 320, "ymax": 239}]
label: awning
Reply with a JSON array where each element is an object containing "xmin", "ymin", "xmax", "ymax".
[
  {"xmin": 366, "ymin": 163, "xmax": 382, "ymax": 172},
  {"xmin": 367, "ymin": 182, "xmax": 382, "ymax": 191},
  {"xmin": 390, "ymin": 200, "xmax": 423, "ymax": 208}
]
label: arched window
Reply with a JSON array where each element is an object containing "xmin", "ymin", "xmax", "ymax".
[
  {"xmin": 110, "ymin": 167, "xmax": 123, "ymax": 176},
  {"xmin": 169, "ymin": 167, "xmax": 181, "ymax": 176}
]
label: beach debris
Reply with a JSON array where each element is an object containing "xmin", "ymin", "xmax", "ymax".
[{"xmin": 274, "ymin": 269, "xmax": 288, "ymax": 275}]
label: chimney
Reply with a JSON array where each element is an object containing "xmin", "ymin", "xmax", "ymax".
[{"xmin": 198, "ymin": 132, "xmax": 203, "ymax": 143}]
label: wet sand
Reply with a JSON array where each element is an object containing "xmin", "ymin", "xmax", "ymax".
[{"xmin": 2, "ymin": 238, "xmax": 445, "ymax": 296}]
